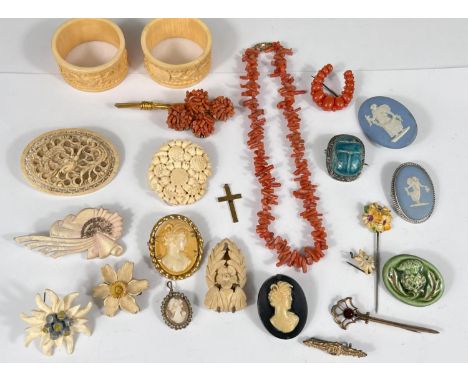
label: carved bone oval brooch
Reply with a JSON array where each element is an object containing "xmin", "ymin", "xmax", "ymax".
[
  {"xmin": 15, "ymin": 208, "xmax": 124, "ymax": 259},
  {"xmin": 21, "ymin": 128, "xmax": 120, "ymax": 196},
  {"xmin": 204, "ymin": 238, "xmax": 247, "ymax": 313}
]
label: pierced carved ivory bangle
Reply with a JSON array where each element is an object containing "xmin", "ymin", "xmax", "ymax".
[
  {"xmin": 52, "ymin": 18, "xmax": 128, "ymax": 92},
  {"xmin": 141, "ymin": 18, "xmax": 212, "ymax": 88}
]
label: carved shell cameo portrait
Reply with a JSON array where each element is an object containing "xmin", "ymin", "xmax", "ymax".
[
  {"xmin": 148, "ymin": 214, "xmax": 203, "ymax": 280},
  {"xmin": 161, "ymin": 283, "xmax": 193, "ymax": 330},
  {"xmin": 148, "ymin": 139, "xmax": 212, "ymax": 205},
  {"xmin": 257, "ymin": 274, "xmax": 308, "ymax": 340},
  {"xmin": 21, "ymin": 128, "xmax": 119, "ymax": 196}
]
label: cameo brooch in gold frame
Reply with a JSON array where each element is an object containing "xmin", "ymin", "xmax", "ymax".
[
  {"xmin": 148, "ymin": 214, "xmax": 204, "ymax": 280},
  {"xmin": 21, "ymin": 128, "xmax": 119, "ymax": 196},
  {"xmin": 161, "ymin": 281, "xmax": 193, "ymax": 330}
]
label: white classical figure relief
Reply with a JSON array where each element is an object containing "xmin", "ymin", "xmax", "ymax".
[
  {"xmin": 365, "ymin": 104, "xmax": 411, "ymax": 142},
  {"xmin": 405, "ymin": 176, "xmax": 431, "ymax": 207}
]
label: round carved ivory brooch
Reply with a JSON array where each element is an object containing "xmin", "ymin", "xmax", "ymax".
[
  {"xmin": 148, "ymin": 139, "xmax": 212, "ymax": 205},
  {"xmin": 21, "ymin": 128, "xmax": 119, "ymax": 196},
  {"xmin": 383, "ymin": 254, "xmax": 444, "ymax": 307},
  {"xmin": 257, "ymin": 274, "xmax": 308, "ymax": 340},
  {"xmin": 148, "ymin": 214, "xmax": 204, "ymax": 280}
]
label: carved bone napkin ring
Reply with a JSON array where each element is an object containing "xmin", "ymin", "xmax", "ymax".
[
  {"xmin": 21, "ymin": 128, "xmax": 120, "ymax": 196},
  {"xmin": 141, "ymin": 18, "xmax": 212, "ymax": 88},
  {"xmin": 52, "ymin": 19, "xmax": 128, "ymax": 92},
  {"xmin": 15, "ymin": 208, "xmax": 124, "ymax": 259},
  {"xmin": 204, "ymin": 239, "xmax": 247, "ymax": 313}
]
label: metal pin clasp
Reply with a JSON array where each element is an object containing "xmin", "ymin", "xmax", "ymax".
[{"xmin": 253, "ymin": 42, "xmax": 273, "ymax": 51}]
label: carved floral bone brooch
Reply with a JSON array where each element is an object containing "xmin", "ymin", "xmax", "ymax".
[
  {"xmin": 204, "ymin": 239, "xmax": 247, "ymax": 313},
  {"xmin": 15, "ymin": 208, "xmax": 124, "ymax": 259}
]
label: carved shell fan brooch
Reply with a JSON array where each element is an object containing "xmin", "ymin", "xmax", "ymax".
[{"xmin": 15, "ymin": 208, "xmax": 124, "ymax": 259}]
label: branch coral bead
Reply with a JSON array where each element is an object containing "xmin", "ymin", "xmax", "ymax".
[
  {"xmin": 311, "ymin": 64, "xmax": 355, "ymax": 111},
  {"xmin": 241, "ymin": 42, "xmax": 328, "ymax": 272}
]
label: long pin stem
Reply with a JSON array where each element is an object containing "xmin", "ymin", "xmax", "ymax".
[
  {"xmin": 375, "ymin": 232, "xmax": 380, "ymax": 313},
  {"xmin": 311, "ymin": 75, "xmax": 340, "ymax": 97},
  {"xmin": 114, "ymin": 101, "xmax": 172, "ymax": 110},
  {"xmin": 357, "ymin": 312, "xmax": 439, "ymax": 334}
]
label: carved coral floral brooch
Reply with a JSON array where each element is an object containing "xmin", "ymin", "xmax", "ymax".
[
  {"xmin": 115, "ymin": 89, "xmax": 235, "ymax": 138},
  {"xmin": 20, "ymin": 289, "xmax": 92, "ymax": 356},
  {"xmin": 93, "ymin": 261, "xmax": 149, "ymax": 316}
]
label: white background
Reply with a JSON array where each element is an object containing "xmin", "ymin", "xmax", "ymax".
[{"xmin": 0, "ymin": 19, "xmax": 467, "ymax": 362}]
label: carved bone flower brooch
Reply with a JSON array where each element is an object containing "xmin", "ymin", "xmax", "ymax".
[
  {"xmin": 20, "ymin": 289, "xmax": 92, "ymax": 356},
  {"xmin": 93, "ymin": 261, "xmax": 149, "ymax": 316}
]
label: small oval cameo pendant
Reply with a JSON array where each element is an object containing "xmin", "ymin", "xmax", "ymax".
[
  {"xmin": 358, "ymin": 96, "xmax": 417, "ymax": 149},
  {"xmin": 383, "ymin": 254, "xmax": 444, "ymax": 307},
  {"xmin": 257, "ymin": 274, "xmax": 308, "ymax": 340},
  {"xmin": 391, "ymin": 162, "xmax": 435, "ymax": 223},
  {"xmin": 161, "ymin": 281, "xmax": 193, "ymax": 330},
  {"xmin": 326, "ymin": 134, "xmax": 365, "ymax": 182}
]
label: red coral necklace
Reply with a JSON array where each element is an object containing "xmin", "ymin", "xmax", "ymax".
[{"xmin": 240, "ymin": 42, "xmax": 327, "ymax": 272}]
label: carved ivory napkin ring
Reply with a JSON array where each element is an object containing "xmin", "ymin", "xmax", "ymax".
[
  {"xmin": 257, "ymin": 274, "xmax": 307, "ymax": 340},
  {"xmin": 205, "ymin": 239, "xmax": 247, "ymax": 313},
  {"xmin": 93, "ymin": 261, "xmax": 149, "ymax": 316},
  {"xmin": 21, "ymin": 128, "xmax": 120, "ymax": 196},
  {"xmin": 161, "ymin": 281, "xmax": 193, "ymax": 330},
  {"xmin": 15, "ymin": 208, "xmax": 124, "ymax": 259},
  {"xmin": 148, "ymin": 214, "xmax": 204, "ymax": 280},
  {"xmin": 141, "ymin": 18, "xmax": 212, "ymax": 88},
  {"xmin": 20, "ymin": 289, "xmax": 92, "ymax": 356},
  {"xmin": 148, "ymin": 139, "xmax": 212, "ymax": 205},
  {"xmin": 52, "ymin": 18, "xmax": 128, "ymax": 92}
]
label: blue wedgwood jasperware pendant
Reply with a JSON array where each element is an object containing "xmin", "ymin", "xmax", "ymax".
[
  {"xmin": 326, "ymin": 134, "xmax": 365, "ymax": 182},
  {"xmin": 358, "ymin": 96, "xmax": 417, "ymax": 149},
  {"xmin": 391, "ymin": 162, "xmax": 435, "ymax": 223}
]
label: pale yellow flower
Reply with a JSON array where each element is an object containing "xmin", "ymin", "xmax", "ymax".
[
  {"xmin": 93, "ymin": 261, "xmax": 149, "ymax": 316},
  {"xmin": 20, "ymin": 289, "xmax": 92, "ymax": 356}
]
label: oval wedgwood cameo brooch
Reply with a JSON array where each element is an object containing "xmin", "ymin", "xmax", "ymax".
[
  {"xmin": 148, "ymin": 139, "xmax": 212, "ymax": 205},
  {"xmin": 148, "ymin": 214, "xmax": 204, "ymax": 280},
  {"xmin": 391, "ymin": 162, "xmax": 435, "ymax": 223},
  {"xmin": 383, "ymin": 254, "xmax": 444, "ymax": 307},
  {"xmin": 257, "ymin": 274, "xmax": 307, "ymax": 340},
  {"xmin": 326, "ymin": 134, "xmax": 365, "ymax": 182},
  {"xmin": 21, "ymin": 128, "xmax": 119, "ymax": 195},
  {"xmin": 358, "ymin": 97, "xmax": 417, "ymax": 149},
  {"xmin": 15, "ymin": 208, "xmax": 124, "ymax": 259},
  {"xmin": 204, "ymin": 238, "xmax": 247, "ymax": 313},
  {"xmin": 161, "ymin": 281, "xmax": 193, "ymax": 330}
]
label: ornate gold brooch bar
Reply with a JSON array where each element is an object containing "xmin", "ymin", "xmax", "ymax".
[{"xmin": 303, "ymin": 337, "xmax": 367, "ymax": 358}]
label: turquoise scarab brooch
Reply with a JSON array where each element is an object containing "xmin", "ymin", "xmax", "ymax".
[{"xmin": 326, "ymin": 134, "xmax": 365, "ymax": 182}]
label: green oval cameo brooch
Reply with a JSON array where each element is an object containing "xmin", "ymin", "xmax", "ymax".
[{"xmin": 383, "ymin": 254, "xmax": 444, "ymax": 307}]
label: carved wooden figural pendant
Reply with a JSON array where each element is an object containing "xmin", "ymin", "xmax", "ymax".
[
  {"xmin": 148, "ymin": 139, "xmax": 212, "ymax": 205},
  {"xmin": 391, "ymin": 162, "xmax": 435, "ymax": 224},
  {"xmin": 21, "ymin": 128, "xmax": 119, "ymax": 195},
  {"xmin": 205, "ymin": 239, "xmax": 247, "ymax": 313},
  {"xmin": 148, "ymin": 214, "xmax": 204, "ymax": 280},
  {"xmin": 15, "ymin": 208, "xmax": 124, "ymax": 259},
  {"xmin": 326, "ymin": 134, "xmax": 365, "ymax": 182},
  {"xmin": 257, "ymin": 274, "xmax": 307, "ymax": 339},
  {"xmin": 161, "ymin": 281, "xmax": 193, "ymax": 330},
  {"xmin": 383, "ymin": 254, "xmax": 444, "ymax": 307}
]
